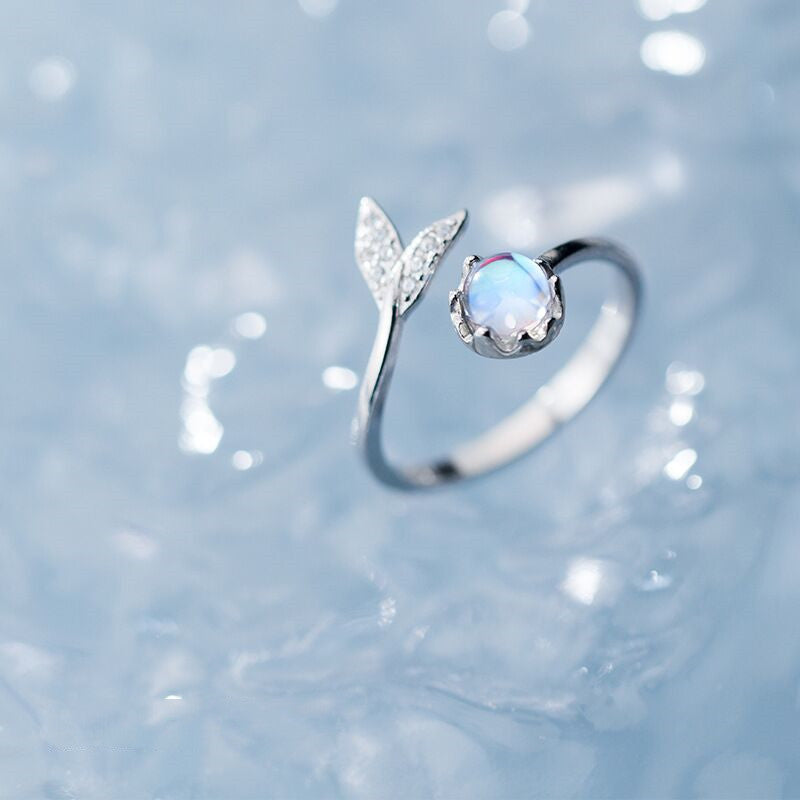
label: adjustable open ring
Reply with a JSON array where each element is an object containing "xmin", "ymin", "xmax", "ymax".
[{"xmin": 352, "ymin": 197, "xmax": 642, "ymax": 490}]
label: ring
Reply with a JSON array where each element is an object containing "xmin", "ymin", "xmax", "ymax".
[{"xmin": 352, "ymin": 197, "xmax": 642, "ymax": 490}]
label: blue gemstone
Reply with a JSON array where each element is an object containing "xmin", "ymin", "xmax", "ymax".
[{"xmin": 465, "ymin": 252, "xmax": 553, "ymax": 339}]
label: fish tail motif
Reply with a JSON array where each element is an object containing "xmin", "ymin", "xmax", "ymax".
[{"xmin": 354, "ymin": 197, "xmax": 467, "ymax": 317}]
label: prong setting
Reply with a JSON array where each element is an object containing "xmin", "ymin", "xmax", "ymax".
[
  {"xmin": 462, "ymin": 254, "xmax": 481, "ymax": 278},
  {"xmin": 450, "ymin": 253, "xmax": 565, "ymax": 359}
]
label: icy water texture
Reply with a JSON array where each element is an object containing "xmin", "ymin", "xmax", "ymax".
[{"xmin": 2, "ymin": 1, "xmax": 800, "ymax": 798}]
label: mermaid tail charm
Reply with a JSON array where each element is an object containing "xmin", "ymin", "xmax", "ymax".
[{"xmin": 354, "ymin": 197, "xmax": 467, "ymax": 317}]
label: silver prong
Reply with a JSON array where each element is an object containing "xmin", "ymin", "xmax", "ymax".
[
  {"xmin": 450, "ymin": 294, "xmax": 464, "ymax": 323},
  {"xmin": 531, "ymin": 326, "xmax": 548, "ymax": 342},
  {"xmin": 493, "ymin": 330, "xmax": 520, "ymax": 355},
  {"xmin": 462, "ymin": 255, "xmax": 481, "ymax": 278},
  {"xmin": 471, "ymin": 326, "xmax": 501, "ymax": 358}
]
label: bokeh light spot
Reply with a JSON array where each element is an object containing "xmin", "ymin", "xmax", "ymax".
[
  {"xmin": 641, "ymin": 31, "xmax": 705, "ymax": 76},
  {"xmin": 488, "ymin": 10, "xmax": 530, "ymax": 51}
]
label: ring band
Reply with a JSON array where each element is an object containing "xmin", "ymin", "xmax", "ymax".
[{"xmin": 352, "ymin": 197, "xmax": 642, "ymax": 490}]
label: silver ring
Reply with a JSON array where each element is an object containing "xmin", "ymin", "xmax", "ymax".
[{"xmin": 352, "ymin": 197, "xmax": 642, "ymax": 490}]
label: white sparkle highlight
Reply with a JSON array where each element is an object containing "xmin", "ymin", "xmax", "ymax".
[
  {"xmin": 184, "ymin": 345, "xmax": 236, "ymax": 386},
  {"xmin": 687, "ymin": 473, "xmax": 703, "ymax": 490},
  {"xmin": 208, "ymin": 348, "xmax": 236, "ymax": 378},
  {"xmin": 641, "ymin": 31, "xmax": 706, "ymax": 76},
  {"xmin": 666, "ymin": 363, "xmax": 705, "ymax": 395},
  {"xmin": 487, "ymin": 10, "xmax": 530, "ymax": 51},
  {"xmin": 232, "ymin": 450, "xmax": 263, "ymax": 471},
  {"xmin": 322, "ymin": 366, "xmax": 358, "ymax": 392},
  {"xmin": 664, "ymin": 448, "xmax": 698, "ymax": 480},
  {"xmin": 179, "ymin": 345, "xmax": 239, "ymax": 454},
  {"xmin": 638, "ymin": 0, "xmax": 706, "ymax": 20},
  {"xmin": 562, "ymin": 559, "xmax": 604, "ymax": 605},
  {"xmin": 378, "ymin": 597, "xmax": 396, "ymax": 627},
  {"xmin": 669, "ymin": 398, "xmax": 694, "ymax": 426},
  {"xmin": 234, "ymin": 311, "xmax": 267, "ymax": 339},
  {"xmin": 180, "ymin": 399, "xmax": 224, "ymax": 455}
]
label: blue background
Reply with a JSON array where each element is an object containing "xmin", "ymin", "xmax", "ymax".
[{"xmin": 2, "ymin": 1, "xmax": 799, "ymax": 797}]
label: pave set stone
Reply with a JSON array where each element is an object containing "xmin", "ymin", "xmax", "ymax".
[
  {"xmin": 355, "ymin": 202, "xmax": 402, "ymax": 306},
  {"xmin": 355, "ymin": 198, "xmax": 466, "ymax": 315},
  {"xmin": 397, "ymin": 215, "xmax": 465, "ymax": 315}
]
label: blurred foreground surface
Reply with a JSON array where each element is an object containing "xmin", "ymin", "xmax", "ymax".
[{"xmin": 2, "ymin": 1, "xmax": 800, "ymax": 797}]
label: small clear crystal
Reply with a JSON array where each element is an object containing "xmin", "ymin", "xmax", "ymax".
[{"xmin": 355, "ymin": 198, "xmax": 404, "ymax": 307}]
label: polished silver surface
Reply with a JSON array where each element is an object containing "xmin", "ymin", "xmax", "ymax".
[{"xmin": 353, "ymin": 200, "xmax": 642, "ymax": 490}]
